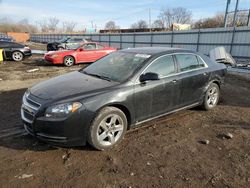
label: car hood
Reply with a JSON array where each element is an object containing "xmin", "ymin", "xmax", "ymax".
[{"xmin": 30, "ymin": 71, "xmax": 118, "ymax": 100}]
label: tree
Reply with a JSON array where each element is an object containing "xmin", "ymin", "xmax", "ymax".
[
  {"xmin": 63, "ymin": 21, "xmax": 77, "ymax": 33},
  {"xmin": 48, "ymin": 17, "xmax": 59, "ymax": 32},
  {"xmin": 130, "ymin": 20, "xmax": 148, "ymax": 29},
  {"xmin": 152, "ymin": 19, "xmax": 164, "ymax": 28},
  {"xmin": 18, "ymin": 19, "xmax": 29, "ymax": 25},
  {"xmin": 0, "ymin": 18, "xmax": 38, "ymax": 33},
  {"xmin": 158, "ymin": 7, "xmax": 192, "ymax": 29},
  {"xmin": 193, "ymin": 13, "xmax": 224, "ymax": 29},
  {"xmin": 105, "ymin": 21, "xmax": 119, "ymax": 30},
  {"xmin": 38, "ymin": 19, "xmax": 48, "ymax": 32}
]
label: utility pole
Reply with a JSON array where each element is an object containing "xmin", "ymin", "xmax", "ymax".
[
  {"xmin": 232, "ymin": 0, "xmax": 240, "ymax": 27},
  {"xmin": 247, "ymin": 9, "xmax": 250, "ymax": 26},
  {"xmin": 148, "ymin": 8, "xmax": 151, "ymax": 32},
  {"xmin": 224, "ymin": 0, "xmax": 231, "ymax": 27}
]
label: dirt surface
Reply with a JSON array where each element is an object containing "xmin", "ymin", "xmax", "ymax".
[{"xmin": 0, "ymin": 50, "xmax": 250, "ymax": 188}]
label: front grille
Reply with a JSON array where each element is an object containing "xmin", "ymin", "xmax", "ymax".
[
  {"xmin": 21, "ymin": 94, "xmax": 41, "ymax": 124},
  {"xmin": 26, "ymin": 98, "xmax": 40, "ymax": 109}
]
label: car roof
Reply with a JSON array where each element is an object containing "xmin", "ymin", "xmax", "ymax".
[{"xmin": 120, "ymin": 47, "xmax": 195, "ymax": 55}]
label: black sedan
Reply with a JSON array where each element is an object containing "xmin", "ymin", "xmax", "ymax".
[
  {"xmin": 0, "ymin": 41, "xmax": 31, "ymax": 61},
  {"xmin": 21, "ymin": 47, "xmax": 226, "ymax": 150}
]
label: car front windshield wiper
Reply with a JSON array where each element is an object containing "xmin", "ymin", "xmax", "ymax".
[{"xmin": 82, "ymin": 71, "xmax": 112, "ymax": 82}]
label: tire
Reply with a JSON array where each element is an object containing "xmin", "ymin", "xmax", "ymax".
[
  {"xmin": 12, "ymin": 51, "xmax": 24, "ymax": 61},
  {"xmin": 87, "ymin": 107, "xmax": 128, "ymax": 150},
  {"xmin": 201, "ymin": 83, "xmax": 220, "ymax": 110},
  {"xmin": 58, "ymin": 47, "xmax": 64, "ymax": 51},
  {"xmin": 63, "ymin": 56, "xmax": 75, "ymax": 67}
]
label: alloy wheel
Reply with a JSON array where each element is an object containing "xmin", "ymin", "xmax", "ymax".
[
  {"xmin": 64, "ymin": 56, "xmax": 74, "ymax": 66},
  {"xmin": 12, "ymin": 51, "xmax": 23, "ymax": 61},
  {"xmin": 206, "ymin": 86, "xmax": 219, "ymax": 108},
  {"xmin": 96, "ymin": 114, "xmax": 124, "ymax": 146}
]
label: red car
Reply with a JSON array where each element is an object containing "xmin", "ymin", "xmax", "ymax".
[{"xmin": 44, "ymin": 42, "xmax": 117, "ymax": 66}]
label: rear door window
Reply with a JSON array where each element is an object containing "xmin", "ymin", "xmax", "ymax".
[
  {"xmin": 175, "ymin": 54, "xmax": 204, "ymax": 72},
  {"xmin": 144, "ymin": 55, "xmax": 176, "ymax": 78}
]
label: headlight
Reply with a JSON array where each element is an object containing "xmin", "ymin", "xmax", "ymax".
[{"xmin": 45, "ymin": 102, "xmax": 82, "ymax": 118}]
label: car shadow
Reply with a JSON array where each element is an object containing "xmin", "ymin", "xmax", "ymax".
[{"xmin": 0, "ymin": 88, "xmax": 95, "ymax": 152}]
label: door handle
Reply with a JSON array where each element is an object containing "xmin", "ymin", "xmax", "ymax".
[{"xmin": 172, "ymin": 79, "xmax": 177, "ymax": 84}]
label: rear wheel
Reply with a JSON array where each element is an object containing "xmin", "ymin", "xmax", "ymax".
[
  {"xmin": 202, "ymin": 83, "xmax": 220, "ymax": 110},
  {"xmin": 12, "ymin": 51, "xmax": 24, "ymax": 61},
  {"xmin": 63, "ymin": 56, "xmax": 75, "ymax": 67},
  {"xmin": 87, "ymin": 107, "xmax": 127, "ymax": 150}
]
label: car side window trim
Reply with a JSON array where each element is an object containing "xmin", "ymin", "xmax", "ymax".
[
  {"xmin": 135, "ymin": 52, "xmax": 208, "ymax": 83},
  {"xmin": 138, "ymin": 54, "xmax": 177, "ymax": 79},
  {"xmin": 173, "ymin": 53, "xmax": 208, "ymax": 74}
]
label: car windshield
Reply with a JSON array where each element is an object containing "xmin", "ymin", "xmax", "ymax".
[
  {"xmin": 66, "ymin": 43, "xmax": 82, "ymax": 50},
  {"xmin": 80, "ymin": 51, "xmax": 151, "ymax": 82},
  {"xmin": 56, "ymin": 37, "xmax": 68, "ymax": 43}
]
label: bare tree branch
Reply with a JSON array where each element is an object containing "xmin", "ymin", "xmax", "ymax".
[
  {"xmin": 130, "ymin": 20, "xmax": 148, "ymax": 29},
  {"xmin": 48, "ymin": 17, "xmax": 59, "ymax": 32},
  {"xmin": 63, "ymin": 21, "xmax": 77, "ymax": 33},
  {"xmin": 105, "ymin": 21, "xmax": 119, "ymax": 30},
  {"xmin": 158, "ymin": 7, "xmax": 192, "ymax": 29}
]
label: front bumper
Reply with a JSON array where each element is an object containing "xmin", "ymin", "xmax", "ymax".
[
  {"xmin": 44, "ymin": 55, "xmax": 62, "ymax": 64},
  {"xmin": 21, "ymin": 94, "xmax": 92, "ymax": 146},
  {"xmin": 23, "ymin": 49, "xmax": 32, "ymax": 57}
]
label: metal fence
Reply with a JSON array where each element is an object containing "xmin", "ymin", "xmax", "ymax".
[{"xmin": 30, "ymin": 27, "xmax": 250, "ymax": 59}]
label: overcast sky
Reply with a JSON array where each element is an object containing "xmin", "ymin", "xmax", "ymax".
[{"xmin": 0, "ymin": 0, "xmax": 249, "ymax": 30}]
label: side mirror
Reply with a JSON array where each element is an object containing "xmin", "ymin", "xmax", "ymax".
[{"xmin": 139, "ymin": 72, "xmax": 159, "ymax": 82}]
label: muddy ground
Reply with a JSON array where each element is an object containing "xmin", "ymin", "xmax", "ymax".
[{"xmin": 0, "ymin": 49, "xmax": 250, "ymax": 188}]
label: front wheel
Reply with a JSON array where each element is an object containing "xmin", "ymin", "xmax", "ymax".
[
  {"xmin": 63, "ymin": 56, "xmax": 75, "ymax": 67},
  {"xmin": 202, "ymin": 83, "xmax": 220, "ymax": 110},
  {"xmin": 12, "ymin": 51, "xmax": 24, "ymax": 61},
  {"xmin": 87, "ymin": 107, "xmax": 127, "ymax": 150}
]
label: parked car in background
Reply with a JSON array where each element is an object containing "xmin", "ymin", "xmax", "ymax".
[
  {"xmin": 0, "ymin": 41, "xmax": 31, "ymax": 61},
  {"xmin": 44, "ymin": 42, "xmax": 117, "ymax": 66},
  {"xmin": 21, "ymin": 47, "xmax": 226, "ymax": 150},
  {"xmin": 0, "ymin": 32, "xmax": 15, "ymax": 42},
  {"xmin": 47, "ymin": 37, "xmax": 88, "ymax": 51}
]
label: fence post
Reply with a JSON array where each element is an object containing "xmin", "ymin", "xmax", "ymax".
[
  {"xmin": 120, "ymin": 33, "xmax": 122, "ymax": 49},
  {"xmin": 196, "ymin": 29, "xmax": 201, "ymax": 52},
  {"xmin": 108, "ymin": 33, "xmax": 111, "ymax": 46},
  {"xmin": 171, "ymin": 31, "xmax": 174, "ymax": 47},
  {"xmin": 133, "ymin": 33, "xmax": 136, "ymax": 48},
  {"xmin": 230, "ymin": 27, "xmax": 236, "ymax": 54},
  {"xmin": 150, "ymin": 32, "xmax": 153, "ymax": 47}
]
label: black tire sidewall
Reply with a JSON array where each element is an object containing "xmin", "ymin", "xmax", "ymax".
[
  {"xmin": 203, "ymin": 83, "xmax": 220, "ymax": 110},
  {"xmin": 88, "ymin": 107, "xmax": 128, "ymax": 150}
]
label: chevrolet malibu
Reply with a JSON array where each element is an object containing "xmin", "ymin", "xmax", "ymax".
[{"xmin": 21, "ymin": 47, "xmax": 226, "ymax": 150}]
